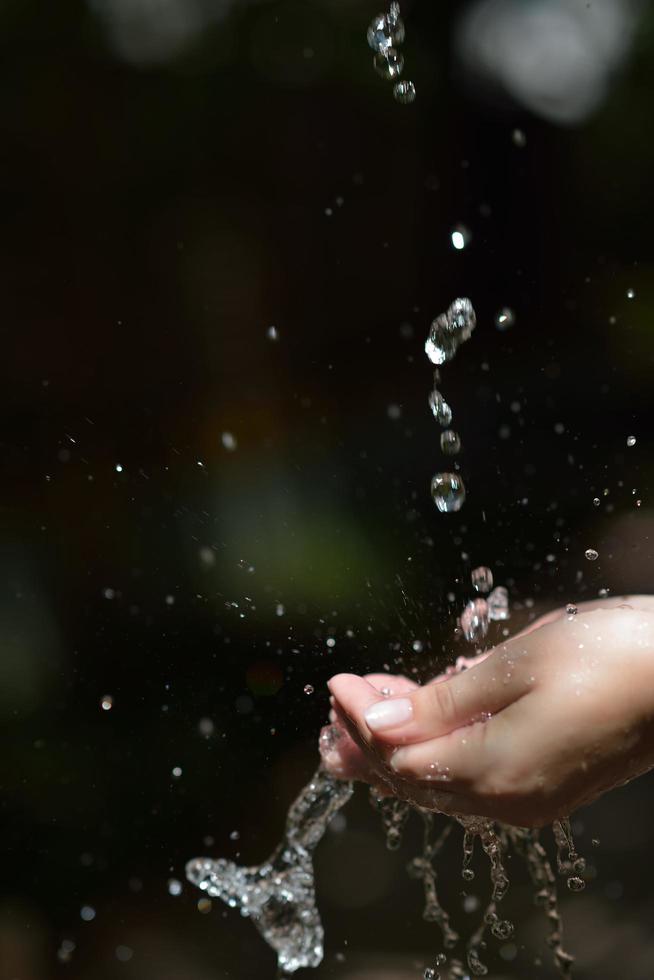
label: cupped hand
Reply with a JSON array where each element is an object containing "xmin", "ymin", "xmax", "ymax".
[{"xmin": 323, "ymin": 598, "xmax": 654, "ymax": 826}]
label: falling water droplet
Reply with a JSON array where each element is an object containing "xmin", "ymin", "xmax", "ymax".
[
  {"xmin": 495, "ymin": 307, "xmax": 515, "ymax": 330},
  {"xmin": 440, "ymin": 429, "xmax": 461, "ymax": 455},
  {"xmin": 266, "ymin": 325, "xmax": 279, "ymax": 341},
  {"xmin": 168, "ymin": 878, "xmax": 183, "ymax": 896},
  {"xmin": 460, "ymin": 599, "xmax": 489, "ymax": 643},
  {"xmin": 471, "ymin": 566, "xmax": 493, "ymax": 594},
  {"xmin": 100, "ymin": 695, "xmax": 113, "ymax": 711},
  {"xmin": 488, "ymin": 586, "xmax": 510, "ymax": 621},
  {"xmin": 512, "ymin": 128, "xmax": 527, "ymax": 147},
  {"xmin": 451, "ymin": 224, "xmax": 470, "ymax": 250},
  {"xmin": 593, "ymin": 497, "xmax": 600, "ymax": 506},
  {"xmin": 627, "ymin": 435, "xmax": 636, "ymax": 447},
  {"xmin": 221, "ymin": 432, "xmax": 237, "ymax": 451},
  {"xmin": 431, "ymin": 473, "xmax": 466, "ymax": 513},
  {"xmin": 367, "ymin": 8, "xmax": 405, "ymax": 52},
  {"xmin": 626, "ymin": 288, "xmax": 635, "ymax": 299},
  {"xmin": 374, "ymin": 48, "xmax": 404, "ymax": 79},
  {"xmin": 566, "ymin": 603, "xmax": 578, "ymax": 616},
  {"xmin": 585, "ymin": 548, "xmax": 599, "ymax": 561},
  {"xmin": 393, "ymin": 80, "xmax": 416, "ymax": 104},
  {"xmin": 425, "ymin": 298, "xmax": 476, "ymax": 365},
  {"xmin": 304, "ymin": 684, "xmax": 314, "ymax": 695},
  {"xmin": 567, "ymin": 876, "xmax": 585, "ymax": 892}
]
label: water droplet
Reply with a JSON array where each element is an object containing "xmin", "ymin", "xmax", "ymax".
[
  {"xmin": 440, "ymin": 429, "xmax": 461, "ymax": 455},
  {"xmin": 304, "ymin": 684, "xmax": 314, "ymax": 695},
  {"xmin": 460, "ymin": 598, "xmax": 489, "ymax": 643},
  {"xmin": 431, "ymin": 472, "xmax": 466, "ymax": 513},
  {"xmin": 495, "ymin": 307, "xmax": 515, "ymax": 330},
  {"xmin": 230, "ymin": 830, "xmax": 240, "ymax": 841},
  {"xmin": 566, "ymin": 603, "xmax": 578, "ymax": 616},
  {"xmin": 115, "ymin": 463, "xmax": 123, "ymax": 473},
  {"xmin": 471, "ymin": 566, "xmax": 493, "ymax": 594},
  {"xmin": 627, "ymin": 435, "xmax": 636, "ymax": 447},
  {"xmin": 423, "ymin": 969, "xmax": 439, "ymax": 980},
  {"xmin": 488, "ymin": 585, "xmax": 510, "ymax": 621},
  {"xmin": 567, "ymin": 875, "xmax": 585, "ymax": 892},
  {"xmin": 197, "ymin": 897, "xmax": 212, "ymax": 914},
  {"xmin": 80, "ymin": 905, "xmax": 96, "ymax": 922},
  {"xmin": 593, "ymin": 497, "xmax": 600, "ymax": 506},
  {"xmin": 168, "ymin": 878, "xmax": 183, "ymax": 896},
  {"xmin": 512, "ymin": 128, "xmax": 527, "ymax": 147},
  {"xmin": 387, "ymin": 402, "xmax": 402, "ymax": 419},
  {"xmin": 585, "ymin": 548, "xmax": 599, "ymax": 561},
  {"xmin": 221, "ymin": 431, "xmax": 237, "ymax": 451},
  {"xmin": 412, "ymin": 639, "xmax": 423, "ymax": 653},
  {"xmin": 266, "ymin": 325, "xmax": 279, "ymax": 341},
  {"xmin": 172, "ymin": 766, "xmax": 183, "ymax": 779},
  {"xmin": 492, "ymin": 919, "xmax": 515, "ymax": 940},
  {"xmin": 275, "ymin": 602, "xmax": 285, "ymax": 616},
  {"xmin": 367, "ymin": 8, "xmax": 405, "ymax": 52},
  {"xmin": 393, "ymin": 80, "xmax": 416, "ymax": 104},
  {"xmin": 100, "ymin": 695, "xmax": 113, "ymax": 711},
  {"xmin": 626, "ymin": 288, "xmax": 635, "ymax": 299},
  {"xmin": 451, "ymin": 224, "xmax": 470, "ymax": 250},
  {"xmin": 115, "ymin": 946, "xmax": 133, "ymax": 962},
  {"xmin": 425, "ymin": 298, "xmax": 476, "ymax": 365},
  {"xmin": 373, "ymin": 47, "xmax": 404, "ymax": 80},
  {"xmin": 326, "ymin": 637, "xmax": 336, "ymax": 648},
  {"xmin": 462, "ymin": 867, "xmax": 475, "ymax": 881}
]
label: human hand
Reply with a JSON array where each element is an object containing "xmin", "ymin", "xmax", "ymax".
[{"xmin": 324, "ymin": 598, "xmax": 654, "ymax": 826}]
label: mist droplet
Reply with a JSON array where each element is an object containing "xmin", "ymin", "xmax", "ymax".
[
  {"xmin": 585, "ymin": 548, "xmax": 599, "ymax": 561},
  {"xmin": 221, "ymin": 431, "xmax": 237, "ymax": 451},
  {"xmin": 168, "ymin": 878, "xmax": 183, "ymax": 896},
  {"xmin": 626, "ymin": 288, "xmax": 635, "ymax": 299},
  {"xmin": 266, "ymin": 325, "xmax": 279, "ymax": 341},
  {"xmin": 512, "ymin": 128, "xmax": 527, "ymax": 147},
  {"xmin": 431, "ymin": 472, "xmax": 466, "ymax": 513}
]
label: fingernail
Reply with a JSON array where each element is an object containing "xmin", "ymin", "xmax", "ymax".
[{"xmin": 364, "ymin": 697, "xmax": 413, "ymax": 732}]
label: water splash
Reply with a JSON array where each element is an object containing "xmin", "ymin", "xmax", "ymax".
[{"xmin": 186, "ymin": 765, "xmax": 353, "ymax": 974}]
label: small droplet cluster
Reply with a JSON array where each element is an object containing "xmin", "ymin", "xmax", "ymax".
[
  {"xmin": 459, "ymin": 568, "xmax": 510, "ymax": 644},
  {"xmin": 367, "ymin": 4, "xmax": 416, "ymax": 104}
]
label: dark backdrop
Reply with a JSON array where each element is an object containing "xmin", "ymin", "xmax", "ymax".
[{"xmin": 3, "ymin": 1, "xmax": 654, "ymax": 978}]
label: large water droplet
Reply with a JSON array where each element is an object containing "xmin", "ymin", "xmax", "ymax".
[
  {"xmin": 431, "ymin": 472, "xmax": 466, "ymax": 513},
  {"xmin": 488, "ymin": 585, "xmax": 510, "ymax": 621},
  {"xmin": 460, "ymin": 598, "xmax": 489, "ymax": 643},
  {"xmin": 627, "ymin": 435, "xmax": 636, "ymax": 447},
  {"xmin": 393, "ymin": 80, "xmax": 416, "ymax": 104},
  {"xmin": 585, "ymin": 548, "xmax": 599, "ymax": 561},
  {"xmin": 451, "ymin": 224, "xmax": 470, "ymax": 250},
  {"xmin": 373, "ymin": 47, "xmax": 404, "ymax": 79},
  {"xmin": 471, "ymin": 566, "xmax": 493, "ymax": 594},
  {"xmin": 367, "ymin": 9, "xmax": 405, "ymax": 52},
  {"xmin": 441, "ymin": 429, "xmax": 461, "ymax": 455},
  {"xmin": 425, "ymin": 298, "xmax": 476, "ymax": 365}
]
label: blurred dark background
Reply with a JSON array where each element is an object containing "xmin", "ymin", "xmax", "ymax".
[{"xmin": 3, "ymin": 0, "xmax": 654, "ymax": 977}]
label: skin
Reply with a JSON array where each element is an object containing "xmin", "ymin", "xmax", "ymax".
[{"xmin": 322, "ymin": 596, "xmax": 654, "ymax": 827}]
